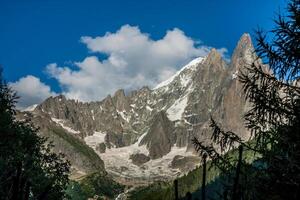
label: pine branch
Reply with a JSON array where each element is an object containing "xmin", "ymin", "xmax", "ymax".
[
  {"xmin": 191, "ymin": 137, "xmax": 234, "ymax": 173},
  {"xmin": 210, "ymin": 117, "xmax": 242, "ymax": 152}
]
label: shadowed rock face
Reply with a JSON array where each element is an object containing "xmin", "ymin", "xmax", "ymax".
[
  {"xmin": 171, "ymin": 155, "xmax": 200, "ymax": 172},
  {"xmin": 96, "ymin": 143, "xmax": 106, "ymax": 153},
  {"xmin": 139, "ymin": 111, "xmax": 175, "ymax": 159},
  {"xmin": 113, "ymin": 89, "xmax": 130, "ymax": 112},
  {"xmin": 130, "ymin": 153, "xmax": 150, "ymax": 166},
  {"xmin": 18, "ymin": 33, "xmax": 256, "ymax": 180}
]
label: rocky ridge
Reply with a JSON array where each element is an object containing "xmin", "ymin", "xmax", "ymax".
[{"xmin": 20, "ymin": 33, "xmax": 256, "ymax": 183}]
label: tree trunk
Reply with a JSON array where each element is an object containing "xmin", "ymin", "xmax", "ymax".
[
  {"xmin": 202, "ymin": 154, "xmax": 207, "ymax": 200},
  {"xmin": 37, "ymin": 185, "xmax": 51, "ymax": 200},
  {"xmin": 11, "ymin": 162, "xmax": 22, "ymax": 200},
  {"xmin": 24, "ymin": 181, "xmax": 30, "ymax": 200},
  {"xmin": 174, "ymin": 179, "xmax": 178, "ymax": 200},
  {"xmin": 232, "ymin": 145, "xmax": 243, "ymax": 200}
]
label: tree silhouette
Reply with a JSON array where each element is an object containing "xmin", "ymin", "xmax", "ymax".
[
  {"xmin": 0, "ymin": 68, "xmax": 70, "ymax": 199},
  {"xmin": 193, "ymin": 0, "xmax": 300, "ymax": 199}
]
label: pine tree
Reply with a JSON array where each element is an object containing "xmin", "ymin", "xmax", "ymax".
[
  {"xmin": 0, "ymin": 68, "xmax": 70, "ymax": 199},
  {"xmin": 193, "ymin": 0, "xmax": 300, "ymax": 199}
]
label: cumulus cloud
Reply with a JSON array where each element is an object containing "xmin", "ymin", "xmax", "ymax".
[
  {"xmin": 47, "ymin": 24, "xmax": 228, "ymax": 102},
  {"xmin": 9, "ymin": 75, "xmax": 57, "ymax": 110}
]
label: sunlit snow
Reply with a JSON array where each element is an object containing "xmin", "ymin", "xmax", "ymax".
[
  {"xmin": 97, "ymin": 130, "xmax": 194, "ymax": 181},
  {"xmin": 154, "ymin": 56, "xmax": 204, "ymax": 90},
  {"xmin": 232, "ymin": 70, "xmax": 239, "ymax": 79},
  {"xmin": 84, "ymin": 131, "xmax": 106, "ymax": 148},
  {"xmin": 166, "ymin": 95, "xmax": 189, "ymax": 121},
  {"xmin": 51, "ymin": 118, "xmax": 80, "ymax": 134},
  {"xmin": 23, "ymin": 104, "xmax": 38, "ymax": 112}
]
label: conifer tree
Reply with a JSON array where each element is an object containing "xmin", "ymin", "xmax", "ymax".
[
  {"xmin": 193, "ymin": 0, "xmax": 300, "ymax": 199},
  {"xmin": 0, "ymin": 68, "xmax": 70, "ymax": 199}
]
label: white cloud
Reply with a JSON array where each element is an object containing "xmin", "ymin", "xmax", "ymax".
[
  {"xmin": 47, "ymin": 24, "xmax": 228, "ymax": 102},
  {"xmin": 9, "ymin": 75, "xmax": 56, "ymax": 110}
]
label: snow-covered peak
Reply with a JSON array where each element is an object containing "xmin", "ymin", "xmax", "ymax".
[
  {"xmin": 187, "ymin": 56, "xmax": 205, "ymax": 66},
  {"xmin": 22, "ymin": 104, "xmax": 38, "ymax": 112},
  {"xmin": 153, "ymin": 56, "xmax": 204, "ymax": 90}
]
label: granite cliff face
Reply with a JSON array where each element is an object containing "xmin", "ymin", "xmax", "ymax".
[{"xmin": 20, "ymin": 34, "xmax": 255, "ymax": 182}]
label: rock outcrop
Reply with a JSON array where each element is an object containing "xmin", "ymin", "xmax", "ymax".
[
  {"xmin": 140, "ymin": 111, "xmax": 175, "ymax": 159},
  {"xmin": 130, "ymin": 153, "xmax": 150, "ymax": 166}
]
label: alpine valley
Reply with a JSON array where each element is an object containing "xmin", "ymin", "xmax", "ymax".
[{"xmin": 17, "ymin": 33, "xmax": 256, "ymax": 199}]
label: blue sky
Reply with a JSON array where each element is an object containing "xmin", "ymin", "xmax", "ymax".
[{"xmin": 0, "ymin": 0, "xmax": 287, "ymax": 108}]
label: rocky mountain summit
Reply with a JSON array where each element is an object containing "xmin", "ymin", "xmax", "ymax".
[{"xmin": 19, "ymin": 33, "xmax": 255, "ymax": 183}]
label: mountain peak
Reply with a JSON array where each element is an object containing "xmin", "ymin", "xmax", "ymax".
[
  {"xmin": 237, "ymin": 33, "xmax": 252, "ymax": 50},
  {"xmin": 240, "ymin": 33, "xmax": 251, "ymax": 41},
  {"xmin": 207, "ymin": 48, "xmax": 222, "ymax": 60},
  {"xmin": 113, "ymin": 89, "xmax": 126, "ymax": 98},
  {"xmin": 113, "ymin": 89, "xmax": 130, "ymax": 111},
  {"xmin": 202, "ymin": 48, "xmax": 227, "ymax": 71},
  {"xmin": 19, "ymin": 35, "xmax": 253, "ymax": 182},
  {"xmin": 23, "ymin": 104, "xmax": 38, "ymax": 112},
  {"xmin": 153, "ymin": 56, "xmax": 204, "ymax": 90},
  {"xmin": 56, "ymin": 94, "xmax": 67, "ymax": 101},
  {"xmin": 39, "ymin": 94, "xmax": 66, "ymax": 106},
  {"xmin": 231, "ymin": 33, "xmax": 255, "ymax": 70}
]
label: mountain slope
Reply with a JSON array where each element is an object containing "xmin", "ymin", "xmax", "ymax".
[{"xmin": 19, "ymin": 33, "xmax": 255, "ymax": 184}]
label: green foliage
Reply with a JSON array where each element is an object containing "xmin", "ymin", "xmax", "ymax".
[
  {"xmin": 65, "ymin": 181, "xmax": 89, "ymax": 200},
  {"xmin": 65, "ymin": 172, "xmax": 125, "ymax": 199},
  {"xmin": 0, "ymin": 69, "xmax": 70, "ymax": 199},
  {"xmin": 80, "ymin": 172, "xmax": 124, "ymax": 198},
  {"xmin": 193, "ymin": 0, "xmax": 300, "ymax": 199},
  {"xmin": 129, "ymin": 181, "xmax": 173, "ymax": 200},
  {"xmin": 50, "ymin": 126, "xmax": 103, "ymax": 167}
]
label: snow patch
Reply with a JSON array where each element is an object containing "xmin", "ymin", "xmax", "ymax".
[
  {"xmin": 244, "ymin": 48, "xmax": 255, "ymax": 65},
  {"xmin": 99, "ymin": 137, "xmax": 195, "ymax": 181},
  {"xmin": 84, "ymin": 131, "xmax": 106, "ymax": 149},
  {"xmin": 130, "ymin": 104, "xmax": 136, "ymax": 108},
  {"xmin": 51, "ymin": 118, "xmax": 80, "ymax": 134},
  {"xmin": 180, "ymin": 74, "xmax": 190, "ymax": 88},
  {"xmin": 98, "ymin": 132, "xmax": 150, "ymax": 178},
  {"xmin": 146, "ymin": 105, "xmax": 153, "ymax": 112},
  {"xmin": 154, "ymin": 57, "xmax": 204, "ymax": 90},
  {"xmin": 23, "ymin": 104, "xmax": 38, "ymax": 112},
  {"xmin": 91, "ymin": 110, "xmax": 95, "ymax": 120},
  {"xmin": 117, "ymin": 110, "xmax": 130, "ymax": 122},
  {"xmin": 232, "ymin": 70, "xmax": 238, "ymax": 79},
  {"xmin": 166, "ymin": 95, "xmax": 188, "ymax": 121}
]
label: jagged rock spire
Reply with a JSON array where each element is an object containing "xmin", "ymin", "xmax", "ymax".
[
  {"xmin": 203, "ymin": 48, "xmax": 227, "ymax": 71},
  {"xmin": 231, "ymin": 33, "xmax": 256, "ymax": 71},
  {"xmin": 20, "ymin": 34, "xmax": 256, "ymax": 182},
  {"xmin": 113, "ymin": 89, "xmax": 130, "ymax": 111}
]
